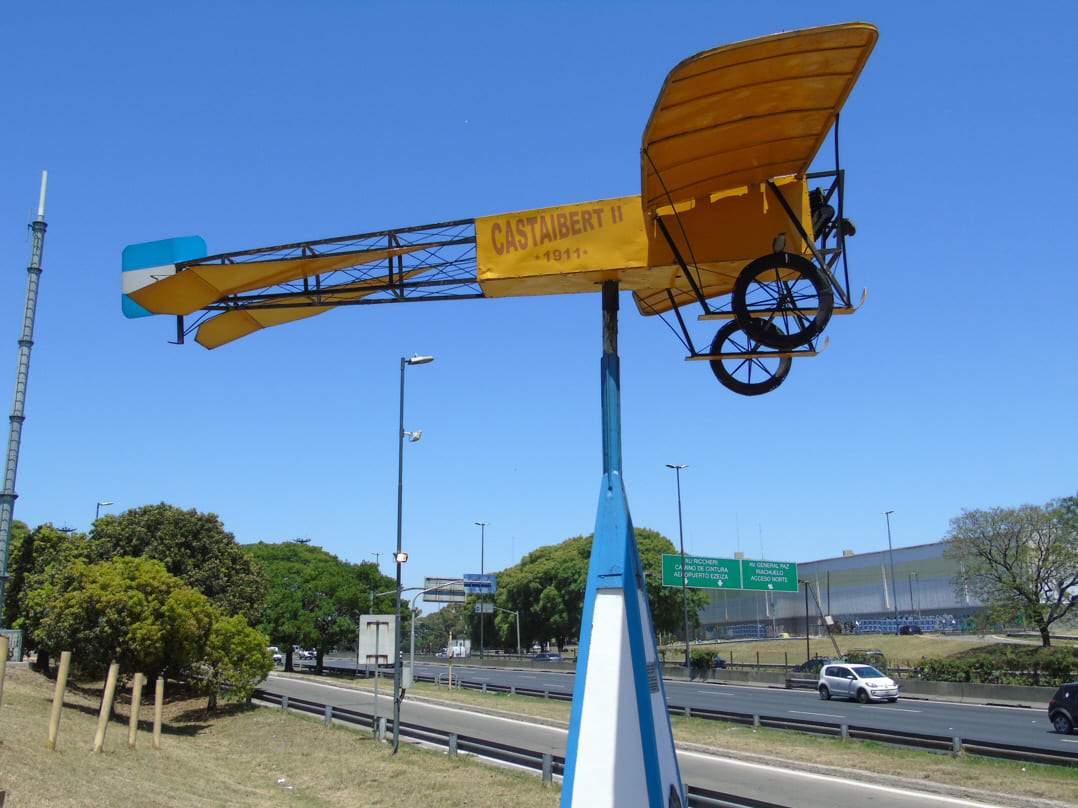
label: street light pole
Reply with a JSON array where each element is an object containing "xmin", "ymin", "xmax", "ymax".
[
  {"xmin": 95, "ymin": 501, "xmax": 113, "ymax": 522},
  {"xmin": 911, "ymin": 571, "xmax": 920, "ymax": 619},
  {"xmin": 883, "ymin": 510, "xmax": 899, "ymax": 635},
  {"xmin": 406, "ymin": 579, "xmax": 465, "ymax": 691},
  {"xmin": 800, "ymin": 579, "xmax": 810, "ymax": 662},
  {"xmin": 475, "ymin": 521, "xmax": 489, "ymax": 660},
  {"xmin": 393, "ymin": 354, "xmax": 433, "ymax": 754},
  {"xmin": 665, "ymin": 463, "xmax": 691, "ymax": 674},
  {"xmin": 493, "ymin": 605, "xmax": 521, "ymax": 658}
]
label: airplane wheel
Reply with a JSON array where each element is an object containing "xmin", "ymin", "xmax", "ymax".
[
  {"xmin": 732, "ymin": 252, "xmax": 834, "ymax": 350},
  {"xmin": 709, "ymin": 320, "xmax": 791, "ymax": 396}
]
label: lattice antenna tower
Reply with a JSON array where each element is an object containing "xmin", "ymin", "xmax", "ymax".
[{"xmin": 0, "ymin": 171, "xmax": 49, "ymax": 626}]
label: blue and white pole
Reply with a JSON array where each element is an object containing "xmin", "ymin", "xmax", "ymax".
[{"xmin": 561, "ymin": 281, "xmax": 685, "ymax": 808}]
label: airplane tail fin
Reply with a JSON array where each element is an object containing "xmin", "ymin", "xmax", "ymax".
[{"xmin": 121, "ymin": 236, "xmax": 206, "ymax": 318}]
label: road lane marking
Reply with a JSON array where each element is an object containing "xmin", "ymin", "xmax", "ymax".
[
  {"xmin": 678, "ymin": 750, "xmax": 1018, "ymax": 807},
  {"xmin": 790, "ymin": 710, "xmax": 843, "ymax": 718}
]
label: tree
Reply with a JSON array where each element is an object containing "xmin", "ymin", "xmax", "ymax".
[
  {"xmin": 494, "ymin": 528, "xmax": 709, "ymax": 651},
  {"xmin": 243, "ymin": 542, "xmax": 396, "ymax": 672},
  {"xmin": 90, "ymin": 504, "xmax": 266, "ymax": 625},
  {"xmin": 198, "ymin": 612, "xmax": 273, "ymax": 710},
  {"xmin": 6, "ymin": 523, "xmax": 95, "ymax": 672},
  {"xmin": 0, "ymin": 519, "xmax": 32, "ymax": 629},
  {"xmin": 413, "ymin": 602, "xmax": 468, "ymax": 654},
  {"xmin": 635, "ymin": 528, "xmax": 710, "ymax": 640},
  {"xmin": 944, "ymin": 498, "xmax": 1078, "ymax": 647},
  {"xmin": 34, "ymin": 556, "xmax": 215, "ymax": 678},
  {"xmin": 497, "ymin": 534, "xmax": 591, "ymax": 650}
]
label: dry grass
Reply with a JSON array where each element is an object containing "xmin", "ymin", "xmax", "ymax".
[
  {"xmin": 0, "ymin": 667, "xmax": 558, "ymax": 808},
  {"xmin": 5, "ymin": 659, "xmax": 1077, "ymax": 808}
]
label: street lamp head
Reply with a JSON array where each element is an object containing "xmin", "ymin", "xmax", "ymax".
[
  {"xmin": 404, "ymin": 429, "xmax": 422, "ymax": 442},
  {"xmin": 475, "ymin": 521, "xmax": 489, "ymax": 527},
  {"xmin": 665, "ymin": 464, "xmax": 688, "ymax": 470},
  {"xmin": 883, "ymin": 510, "xmax": 894, "ymax": 516},
  {"xmin": 97, "ymin": 501, "xmax": 114, "ymax": 507},
  {"xmin": 405, "ymin": 355, "xmax": 434, "ymax": 366},
  {"xmin": 395, "ymin": 552, "xmax": 409, "ymax": 563}
]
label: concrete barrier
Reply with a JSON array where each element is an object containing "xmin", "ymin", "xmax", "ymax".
[{"xmin": 893, "ymin": 679, "xmax": 1056, "ymax": 707}]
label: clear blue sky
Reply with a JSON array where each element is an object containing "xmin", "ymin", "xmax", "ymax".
[{"xmin": 2, "ymin": 2, "xmax": 1075, "ymax": 602}]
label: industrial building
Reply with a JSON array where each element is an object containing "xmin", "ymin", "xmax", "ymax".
[{"xmin": 697, "ymin": 541, "xmax": 982, "ymax": 639}]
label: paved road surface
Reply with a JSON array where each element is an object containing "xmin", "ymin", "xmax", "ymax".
[{"xmin": 266, "ymin": 673, "xmax": 1036, "ymax": 808}]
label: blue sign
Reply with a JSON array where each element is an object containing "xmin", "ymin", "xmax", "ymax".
[{"xmin": 463, "ymin": 573, "xmax": 496, "ymax": 594}]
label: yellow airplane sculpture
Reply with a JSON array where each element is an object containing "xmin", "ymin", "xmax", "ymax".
[{"xmin": 123, "ymin": 22, "xmax": 877, "ymax": 395}]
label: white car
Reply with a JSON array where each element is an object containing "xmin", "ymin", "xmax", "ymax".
[{"xmin": 818, "ymin": 663, "xmax": 899, "ymax": 703}]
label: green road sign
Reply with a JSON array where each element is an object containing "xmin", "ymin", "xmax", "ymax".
[
  {"xmin": 662, "ymin": 554, "xmax": 742, "ymax": 589},
  {"xmin": 660, "ymin": 555, "xmax": 799, "ymax": 592},
  {"xmin": 742, "ymin": 559, "xmax": 799, "ymax": 592}
]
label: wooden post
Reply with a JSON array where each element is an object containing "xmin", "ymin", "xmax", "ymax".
[
  {"xmin": 152, "ymin": 676, "xmax": 164, "ymax": 750},
  {"xmin": 93, "ymin": 662, "xmax": 120, "ymax": 752},
  {"xmin": 127, "ymin": 673, "xmax": 144, "ymax": 748},
  {"xmin": 0, "ymin": 635, "xmax": 8, "ymax": 715},
  {"xmin": 46, "ymin": 650, "xmax": 72, "ymax": 750}
]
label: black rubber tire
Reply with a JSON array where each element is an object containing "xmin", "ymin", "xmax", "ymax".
[
  {"xmin": 856, "ymin": 689, "xmax": 870, "ymax": 704},
  {"xmin": 819, "ymin": 685, "xmax": 830, "ymax": 700},
  {"xmin": 1052, "ymin": 712, "xmax": 1074, "ymax": 734},
  {"xmin": 732, "ymin": 252, "xmax": 834, "ymax": 350},
  {"xmin": 709, "ymin": 320, "xmax": 792, "ymax": 396}
]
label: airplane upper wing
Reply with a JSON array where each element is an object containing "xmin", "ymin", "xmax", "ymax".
[
  {"xmin": 123, "ymin": 220, "xmax": 481, "ymax": 348},
  {"xmin": 640, "ymin": 22, "xmax": 878, "ymax": 213}
]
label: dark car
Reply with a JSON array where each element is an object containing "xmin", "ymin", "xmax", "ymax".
[
  {"xmin": 712, "ymin": 657, "xmax": 727, "ymax": 669},
  {"xmin": 1048, "ymin": 682, "xmax": 1078, "ymax": 734},
  {"xmin": 899, "ymin": 625, "xmax": 923, "ymax": 635},
  {"xmin": 791, "ymin": 657, "xmax": 832, "ymax": 675},
  {"xmin": 532, "ymin": 652, "xmax": 563, "ymax": 663}
]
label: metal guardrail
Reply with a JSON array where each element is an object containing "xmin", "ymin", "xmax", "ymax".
[
  {"xmin": 664, "ymin": 703, "xmax": 1078, "ymax": 767},
  {"xmin": 282, "ymin": 665, "xmax": 1078, "ymax": 768},
  {"xmin": 255, "ymin": 688, "xmax": 563, "ymax": 783},
  {"xmin": 254, "ymin": 687, "xmax": 783, "ymax": 807}
]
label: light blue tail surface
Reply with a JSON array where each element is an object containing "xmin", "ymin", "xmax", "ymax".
[{"xmin": 121, "ymin": 235, "xmax": 206, "ymax": 318}]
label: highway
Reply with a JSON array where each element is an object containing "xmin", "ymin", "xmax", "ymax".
[
  {"xmin": 305, "ymin": 658, "xmax": 1075, "ymax": 759},
  {"xmin": 264, "ymin": 672, "xmax": 1044, "ymax": 808}
]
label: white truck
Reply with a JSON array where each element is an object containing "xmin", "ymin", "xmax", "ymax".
[{"xmin": 437, "ymin": 638, "xmax": 472, "ymax": 658}]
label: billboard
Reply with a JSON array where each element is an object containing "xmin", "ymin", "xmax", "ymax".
[{"xmin": 423, "ymin": 577, "xmax": 466, "ymax": 603}]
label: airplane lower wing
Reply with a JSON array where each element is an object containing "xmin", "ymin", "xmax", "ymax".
[{"xmin": 122, "ymin": 220, "xmax": 483, "ymax": 348}]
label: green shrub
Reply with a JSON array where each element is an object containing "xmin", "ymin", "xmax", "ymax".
[
  {"xmin": 921, "ymin": 644, "xmax": 1078, "ymax": 686},
  {"xmin": 690, "ymin": 648, "xmax": 717, "ymax": 671},
  {"xmin": 844, "ymin": 650, "xmax": 888, "ymax": 671}
]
